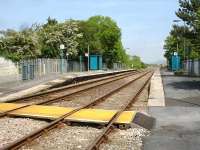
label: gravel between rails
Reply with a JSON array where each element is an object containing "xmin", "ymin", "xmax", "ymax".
[
  {"xmin": 20, "ymin": 126, "xmax": 150, "ymax": 150},
  {"xmin": 100, "ymin": 127, "xmax": 150, "ymax": 150},
  {"xmin": 20, "ymin": 125, "xmax": 103, "ymax": 150},
  {"xmin": 98, "ymin": 80, "xmax": 151, "ymax": 150},
  {"xmin": 50, "ymin": 73, "xmax": 143, "ymax": 107},
  {"xmin": 0, "ymin": 117, "xmax": 47, "ymax": 149},
  {"xmin": 128, "ymin": 83, "xmax": 150, "ymax": 112},
  {"xmin": 91, "ymin": 73, "xmax": 151, "ymax": 110}
]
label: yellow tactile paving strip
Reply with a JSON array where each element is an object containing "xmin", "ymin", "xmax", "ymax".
[
  {"xmin": 0, "ymin": 103, "xmax": 26, "ymax": 112},
  {"xmin": 0, "ymin": 103, "xmax": 136, "ymax": 124}
]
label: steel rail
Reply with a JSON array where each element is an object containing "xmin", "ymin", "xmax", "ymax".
[
  {"xmin": 87, "ymin": 71, "xmax": 153, "ymax": 150},
  {"xmin": 0, "ymin": 71, "xmax": 139, "ymax": 118},
  {"xmin": 8, "ymin": 70, "xmax": 137, "ymax": 103},
  {"xmin": 1, "ymin": 71, "xmax": 151, "ymax": 150}
]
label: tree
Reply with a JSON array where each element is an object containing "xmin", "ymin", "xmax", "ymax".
[
  {"xmin": 39, "ymin": 18, "xmax": 82, "ymax": 58},
  {"xmin": 164, "ymin": 0, "xmax": 200, "ymax": 61},
  {"xmin": 128, "ymin": 55, "xmax": 146, "ymax": 69},
  {"xmin": 176, "ymin": 0, "xmax": 200, "ymax": 56},
  {"xmin": 78, "ymin": 15, "xmax": 125, "ymax": 68},
  {"xmin": 0, "ymin": 28, "xmax": 40, "ymax": 61}
]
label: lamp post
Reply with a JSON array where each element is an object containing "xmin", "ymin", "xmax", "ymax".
[
  {"xmin": 60, "ymin": 44, "xmax": 65, "ymax": 74},
  {"xmin": 66, "ymin": 52, "xmax": 69, "ymax": 73}
]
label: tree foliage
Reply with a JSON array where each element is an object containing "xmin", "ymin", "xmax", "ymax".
[
  {"xmin": 39, "ymin": 18, "xmax": 82, "ymax": 58},
  {"xmin": 0, "ymin": 27, "xmax": 40, "ymax": 61},
  {"xmin": 128, "ymin": 55, "xmax": 146, "ymax": 69},
  {"xmin": 78, "ymin": 16, "xmax": 127, "ymax": 68},
  {"xmin": 0, "ymin": 15, "xmax": 145, "ymax": 69}
]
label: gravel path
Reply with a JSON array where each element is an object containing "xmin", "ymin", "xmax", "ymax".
[
  {"xmin": 20, "ymin": 125, "xmax": 102, "ymax": 150},
  {"xmin": 0, "ymin": 117, "xmax": 47, "ymax": 149}
]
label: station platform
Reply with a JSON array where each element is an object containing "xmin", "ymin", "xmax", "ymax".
[
  {"xmin": 0, "ymin": 70, "xmax": 129, "ymax": 102},
  {"xmin": 144, "ymin": 68, "xmax": 200, "ymax": 150},
  {"xmin": 148, "ymin": 68, "xmax": 165, "ymax": 106},
  {"xmin": 144, "ymin": 107, "xmax": 200, "ymax": 150}
]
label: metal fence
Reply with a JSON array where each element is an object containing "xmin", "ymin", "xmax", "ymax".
[
  {"xmin": 0, "ymin": 57, "xmax": 128, "ymax": 84},
  {"xmin": 16, "ymin": 58, "xmax": 127, "ymax": 80},
  {"xmin": 183, "ymin": 59, "xmax": 200, "ymax": 76},
  {"xmin": 18, "ymin": 58, "xmax": 87, "ymax": 80}
]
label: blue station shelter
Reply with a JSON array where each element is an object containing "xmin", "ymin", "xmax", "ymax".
[
  {"xmin": 171, "ymin": 52, "xmax": 181, "ymax": 71},
  {"xmin": 89, "ymin": 55, "xmax": 102, "ymax": 70}
]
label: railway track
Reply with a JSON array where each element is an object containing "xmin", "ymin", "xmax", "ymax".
[
  {"xmin": 0, "ymin": 70, "xmax": 139, "ymax": 118},
  {"xmin": 0, "ymin": 70, "xmax": 153, "ymax": 150},
  {"xmin": 10, "ymin": 70, "xmax": 140, "ymax": 104},
  {"xmin": 88, "ymin": 72, "xmax": 153, "ymax": 150}
]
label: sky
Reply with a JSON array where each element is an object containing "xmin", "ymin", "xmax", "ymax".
[{"xmin": 0, "ymin": 0, "xmax": 180, "ymax": 64}]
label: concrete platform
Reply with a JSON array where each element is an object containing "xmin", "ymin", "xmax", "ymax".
[
  {"xmin": 161, "ymin": 69, "xmax": 200, "ymax": 106},
  {"xmin": 148, "ymin": 68, "xmax": 165, "ymax": 106},
  {"xmin": 144, "ymin": 69, "xmax": 200, "ymax": 150},
  {"xmin": 143, "ymin": 107, "xmax": 200, "ymax": 150},
  {"xmin": 0, "ymin": 70, "xmax": 131, "ymax": 102}
]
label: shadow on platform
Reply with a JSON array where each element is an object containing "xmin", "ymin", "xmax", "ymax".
[{"xmin": 166, "ymin": 81, "xmax": 200, "ymax": 90}]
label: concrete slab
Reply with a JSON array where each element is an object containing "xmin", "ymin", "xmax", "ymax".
[{"xmin": 148, "ymin": 69, "xmax": 165, "ymax": 106}]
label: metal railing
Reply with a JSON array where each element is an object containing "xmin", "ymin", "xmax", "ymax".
[{"xmin": 183, "ymin": 59, "xmax": 200, "ymax": 76}]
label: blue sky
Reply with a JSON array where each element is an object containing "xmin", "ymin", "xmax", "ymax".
[{"xmin": 0, "ymin": 0, "xmax": 179, "ymax": 63}]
